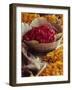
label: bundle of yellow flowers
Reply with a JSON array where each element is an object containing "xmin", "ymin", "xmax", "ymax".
[{"xmin": 40, "ymin": 46, "xmax": 63, "ymax": 76}]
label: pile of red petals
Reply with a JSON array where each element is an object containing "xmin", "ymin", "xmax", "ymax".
[{"xmin": 22, "ymin": 25, "xmax": 56, "ymax": 43}]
